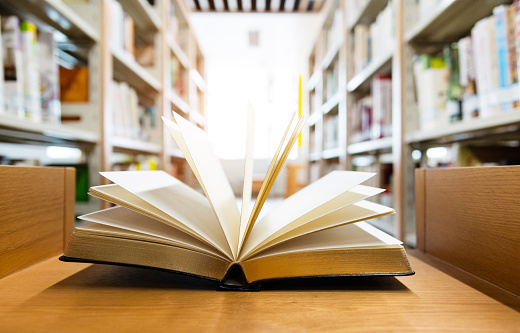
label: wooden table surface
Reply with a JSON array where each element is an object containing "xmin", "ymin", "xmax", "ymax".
[{"xmin": 1, "ymin": 253, "xmax": 519, "ymax": 332}]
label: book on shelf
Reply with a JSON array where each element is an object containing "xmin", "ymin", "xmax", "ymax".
[
  {"xmin": 110, "ymin": 0, "xmax": 135, "ymax": 58},
  {"xmin": 372, "ymin": 74, "xmax": 392, "ymax": 139},
  {"xmin": 352, "ymin": 1, "xmax": 394, "ymax": 75},
  {"xmin": 2, "ymin": 16, "xmax": 24, "ymax": 118},
  {"xmin": 59, "ymin": 66, "xmax": 89, "ymax": 103},
  {"xmin": 350, "ymin": 78, "xmax": 392, "ymax": 144},
  {"xmin": 413, "ymin": 55, "xmax": 449, "ymax": 131},
  {"xmin": 111, "ymin": 80, "xmax": 157, "ymax": 141},
  {"xmin": 61, "ymin": 105, "xmax": 413, "ymax": 290},
  {"xmin": 38, "ymin": 31, "xmax": 61, "ymax": 125},
  {"xmin": 20, "ymin": 20, "xmax": 41, "ymax": 122},
  {"xmin": 170, "ymin": 56, "xmax": 186, "ymax": 99}
]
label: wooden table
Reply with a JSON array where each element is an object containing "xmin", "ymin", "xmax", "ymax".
[{"xmin": 0, "ymin": 252, "xmax": 519, "ymax": 332}]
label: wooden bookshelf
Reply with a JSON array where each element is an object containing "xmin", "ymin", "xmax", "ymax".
[
  {"xmin": 0, "ymin": 0, "xmax": 207, "ymax": 213},
  {"xmin": 305, "ymin": 0, "xmax": 347, "ymax": 183}
]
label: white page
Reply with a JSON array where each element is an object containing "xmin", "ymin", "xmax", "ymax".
[
  {"xmin": 241, "ymin": 171, "xmax": 376, "ymax": 257},
  {"xmin": 243, "ymin": 113, "xmax": 306, "ymax": 244},
  {"xmin": 171, "ymin": 112, "xmax": 241, "ymax": 259},
  {"xmin": 90, "ymin": 184, "xmax": 195, "ymax": 236},
  {"xmin": 99, "ymin": 171, "xmax": 232, "ymax": 259},
  {"xmin": 162, "ymin": 116, "xmax": 204, "ymax": 188},
  {"xmin": 79, "ymin": 206, "xmax": 226, "ymax": 259},
  {"xmin": 249, "ymin": 222, "xmax": 402, "ymax": 260},
  {"xmin": 241, "ymin": 185, "xmax": 388, "ymax": 259},
  {"xmin": 243, "ymin": 200, "xmax": 395, "ymax": 259},
  {"xmin": 239, "ymin": 102, "xmax": 255, "ymax": 251}
]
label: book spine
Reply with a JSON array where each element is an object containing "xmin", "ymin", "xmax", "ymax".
[
  {"xmin": 2, "ymin": 16, "xmax": 24, "ymax": 118},
  {"xmin": 493, "ymin": 5, "xmax": 511, "ymax": 88},
  {"xmin": 506, "ymin": 4, "xmax": 518, "ymax": 85},
  {"xmin": 38, "ymin": 31, "xmax": 61, "ymax": 125},
  {"xmin": 20, "ymin": 20, "xmax": 41, "ymax": 122}
]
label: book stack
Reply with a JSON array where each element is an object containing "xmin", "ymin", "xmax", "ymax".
[
  {"xmin": 414, "ymin": 1, "xmax": 520, "ymax": 131},
  {"xmin": 1, "ymin": 16, "xmax": 61, "ymax": 124},
  {"xmin": 110, "ymin": 80, "xmax": 156, "ymax": 141},
  {"xmin": 353, "ymin": 1, "xmax": 394, "ymax": 74}
]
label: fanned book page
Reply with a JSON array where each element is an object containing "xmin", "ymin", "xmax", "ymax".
[{"xmin": 61, "ymin": 103, "xmax": 413, "ymax": 291}]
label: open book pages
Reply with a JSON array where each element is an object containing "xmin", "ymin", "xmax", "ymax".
[{"xmin": 63, "ymin": 105, "xmax": 412, "ymax": 288}]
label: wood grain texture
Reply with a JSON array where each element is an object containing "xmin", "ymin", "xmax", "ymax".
[
  {"xmin": 417, "ymin": 166, "xmax": 520, "ymax": 297},
  {"xmin": 0, "ymin": 166, "xmax": 75, "ymax": 279},
  {"xmin": 0, "ymin": 253, "xmax": 518, "ymax": 332}
]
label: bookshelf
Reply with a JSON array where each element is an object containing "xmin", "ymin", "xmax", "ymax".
[
  {"xmin": 0, "ymin": 0, "xmax": 206, "ymax": 212},
  {"xmin": 307, "ymin": 0, "xmax": 520, "ymax": 245},
  {"xmin": 402, "ymin": 0, "xmax": 520, "ymax": 244},
  {"xmin": 306, "ymin": 0, "xmax": 347, "ymax": 184}
]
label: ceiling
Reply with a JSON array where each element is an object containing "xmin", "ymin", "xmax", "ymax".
[{"xmin": 185, "ymin": 0, "xmax": 325, "ymax": 13}]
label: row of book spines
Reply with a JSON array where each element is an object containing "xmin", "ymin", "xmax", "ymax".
[
  {"xmin": 1, "ymin": 16, "xmax": 61, "ymax": 124},
  {"xmin": 110, "ymin": 80, "xmax": 157, "ymax": 142},
  {"xmin": 350, "ymin": 75, "xmax": 393, "ymax": 143},
  {"xmin": 414, "ymin": 0, "xmax": 520, "ymax": 130},
  {"xmin": 353, "ymin": 0, "xmax": 394, "ymax": 74}
]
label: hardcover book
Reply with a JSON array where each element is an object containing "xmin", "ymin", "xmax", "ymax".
[{"xmin": 61, "ymin": 106, "xmax": 413, "ymax": 290}]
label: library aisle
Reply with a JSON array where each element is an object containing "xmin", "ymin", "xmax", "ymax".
[{"xmin": 1, "ymin": 0, "xmax": 519, "ymax": 246}]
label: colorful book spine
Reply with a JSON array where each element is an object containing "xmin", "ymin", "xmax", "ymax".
[{"xmin": 493, "ymin": 5, "xmax": 511, "ymax": 88}]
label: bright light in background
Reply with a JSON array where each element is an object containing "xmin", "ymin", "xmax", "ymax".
[
  {"xmin": 412, "ymin": 150, "xmax": 422, "ymax": 160},
  {"xmin": 46, "ymin": 146, "xmax": 82, "ymax": 159},
  {"xmin": 426, "ymin": 147, "xmax": 448, "ymax": 159},
  {"xmin": 191, "ymin": 14, "xmax": 321, "ymax": 159}
]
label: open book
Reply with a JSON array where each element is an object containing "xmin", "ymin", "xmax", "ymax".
[{"xmin": 61, "ymin": 105, "xmax": 413, "ymax": 290}]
